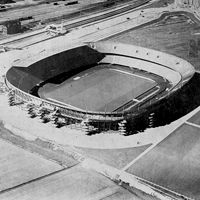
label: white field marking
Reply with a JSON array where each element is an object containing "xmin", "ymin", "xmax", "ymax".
[
  {"xmin": 185, "ymin": 121, "xmax": 200, "ymax": 129},
  {"xmin": 73, "ymin": 76, "xmax": 81, "ymax": 80},
  {"xmin": 127, "ymin": 86, "xmax": 160, "ymax": 110},
  {"xmin": 122, "ymin": 140, "xmax": 162, "ymax": 171},
  {"xmin": 109, "ymin": 68, "xmax": 155, "ymax": 82},
  {"xmin": 195, "ymin": 70, "xmax": 200, "ymax": 74},
  {"xmin": 140, "ymin": 85, "xmax": 160, "ymax": 101},
  {"xmin": 132, "ymin": 98, "xmax": 141, "ymax": 103},
  {"xmin": 110, "ymin": 68, "xmax": 160, "ymax": 104},
  {"xmin": 193, "ymin": 32, "xmax": 200, "ymax": 35}
]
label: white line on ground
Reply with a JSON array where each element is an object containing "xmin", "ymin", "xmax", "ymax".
[
  {"xmin": 185, "ymin": 121, "xmax": 200, "ymax": 129},
  {"xmin": 121, "ymin": 140, "xmax": 161, "ymax": 171},
  {"xmin": 122, "ymin": 107, "xmax": 200, "ymax": 172},
  {"xmin": 139, "ymin": 86, "xmax": 160, "ymax": 101},
  {"xmin": 82, "ymin": 158, "xmax": 178, "ymax": 200},
  {"xmin": 132, "ymin": 98, "xmax": 141, "ymax": 102},
  {"xmin": 195, "ymin": 70, "xmax": 200, "ymax": 74},
  {"xmin": 110, "ymin": 68, "xmax": 155, "ymax": 82}
]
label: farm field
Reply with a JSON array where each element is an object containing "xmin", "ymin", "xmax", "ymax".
[
  {"xmin": 0, "ymin": 139, "xmax": 62, "ymax": 192},
  {"xmin": 0, "ymin": 1, "xmax": 200, "ymax": 200},
  {"xmin": 126, "ymin": 123, "xmax": 200, "ymax": 200},
  {"xmin": 0, "ymin": 165, "xmax": 137, "ymax": 200}
]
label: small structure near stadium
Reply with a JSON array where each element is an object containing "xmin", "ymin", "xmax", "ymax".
[{"xmin": 5, "ymin": 42, "xmax": 195, "ymax": 133}]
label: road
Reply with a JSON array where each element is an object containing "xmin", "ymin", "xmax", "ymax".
[
  {"xmin": 0, "ymin": 0, "xmax": 150, "ymax": 47},
  {"xmin": 1, "ymin": 1, "xmax": 200, "ymax": 200},
  {"xmin": 0, "ymin": 0, "xmax": 105, "ymax": 24}
]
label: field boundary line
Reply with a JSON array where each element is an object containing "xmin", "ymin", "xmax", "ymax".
[
  {"xmin": 0, "ymin": 168, "xmax": 68, "ymax": 195},
  {"xmin": 121, "ymin": 140, "xmax": 160, "ymax": 171},
  {"xmin": 185, "ymin": 121, "xmax": 200, "ymax": 129}
]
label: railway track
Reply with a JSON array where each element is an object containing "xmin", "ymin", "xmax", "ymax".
[{"xmin": 0, "ymin": 0, "xmax": 150, "ymax": 48}]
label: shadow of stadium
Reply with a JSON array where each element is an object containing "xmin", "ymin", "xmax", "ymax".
[{"xmin": 124, "ymin": 72, "xmax": 200, "ymax": 135}]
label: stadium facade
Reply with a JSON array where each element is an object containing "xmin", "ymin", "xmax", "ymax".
[{"xmin": 5, "ymin": 42, "xmax": 195, "ymax": 133}]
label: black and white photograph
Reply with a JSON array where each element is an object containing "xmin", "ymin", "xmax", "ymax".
[{"xmin": 0, "ymin": 0, "xmax": 199, "ymax": 199}]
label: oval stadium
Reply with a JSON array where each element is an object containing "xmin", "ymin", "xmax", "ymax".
[{"xmin": 5, "ymin": 41, "xmax": 195, "ymax": 133}]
